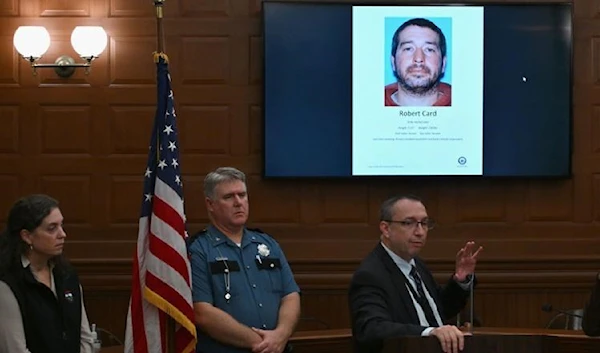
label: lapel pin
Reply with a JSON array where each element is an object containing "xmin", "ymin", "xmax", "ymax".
[{"xmin": 64, "ymin": 291, "xmax": 74, "ymax": 303}]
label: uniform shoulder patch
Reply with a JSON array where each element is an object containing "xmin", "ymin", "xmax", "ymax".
[
  {"xmin": 246, "ymin": 227, "xmax": 266, "ymax": 235},
  {"xmin": 186, "ymin": 228, "xmax": 208, "ymax": 247}
]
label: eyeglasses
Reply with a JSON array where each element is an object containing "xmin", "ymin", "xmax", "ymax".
[{"xmin": 384, "ymin": 218, "xmax": 435, "ymax": 230}]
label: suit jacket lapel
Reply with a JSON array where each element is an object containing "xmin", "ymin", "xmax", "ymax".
[{"xmin": 374, "ymin": 244, "xmax": 421, "ymax": 325}]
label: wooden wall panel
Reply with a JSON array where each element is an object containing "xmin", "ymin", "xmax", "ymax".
[
  {"xmin": 40, "ymin": 0, "xmax": 90, "ymax": 17},
  {"xmin": 0, "ymin": 0, "xmax": 18, "ymax": 16},
  {"xmin": 0, "ymin": 105, "xmax": 19, "ymax": 152},
  {"xmin": 109, "ymin": 0, "xmax": 156, "ymax": 18},
  {"xmin": 75, "ymin": 259, "xmax": 600, "ymax": 339},
  {"xmin": 0, "ymin": 36, "xmax": 18, "ymax": 85},
  {"xmin": 0, "ymin": 0, "xmax": 598, "ymax": 343}
]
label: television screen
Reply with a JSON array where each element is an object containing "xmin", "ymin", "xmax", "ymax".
[{"xmin": 263, "ymin": 1, "xmax": 572, "ymax": 178}]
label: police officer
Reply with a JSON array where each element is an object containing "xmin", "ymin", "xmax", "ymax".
[{"xmin": 188, "ymin": 167, "xmax": 301, "ymax": 353}]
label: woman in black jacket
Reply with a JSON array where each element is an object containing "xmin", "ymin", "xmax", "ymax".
[{"xmin": 0, "ymin": 194, "xmax": 94, "ymax": 353}]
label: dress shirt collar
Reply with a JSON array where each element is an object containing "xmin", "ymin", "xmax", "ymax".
[{"xmin": 380, "ymin": 241, "xmax": 416, "ymax": 277}]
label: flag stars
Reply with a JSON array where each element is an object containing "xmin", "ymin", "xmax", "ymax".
[{"xmin": 128, "ymin": 64, "xmax": 195, "ymax": 343}]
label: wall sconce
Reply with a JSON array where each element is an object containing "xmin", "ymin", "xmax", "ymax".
[{"xmin": 13, "ymin": 26, "xmax": 108, "ymax": 78}]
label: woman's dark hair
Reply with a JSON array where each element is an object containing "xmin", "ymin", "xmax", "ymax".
[{"xmin": 0, "ymin": 194, "xmax": 67, "ymax": 275}]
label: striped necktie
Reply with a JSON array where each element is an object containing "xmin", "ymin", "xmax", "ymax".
[{"xmin": 410, "ymin": 265, "xmax": 439, "ymax": 327}]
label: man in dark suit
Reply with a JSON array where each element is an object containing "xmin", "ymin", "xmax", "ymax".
[
  {"xmin": 583, "ymin": 273, "xmax": 600, "ymax": 336},
  {"xmin": 349, "ymin": 195, "xmax": 483, "ymax": 353}
]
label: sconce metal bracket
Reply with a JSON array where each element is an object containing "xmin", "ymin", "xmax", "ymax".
[{"xmin": 28, "ymin": 55, "xmax": 92, "ymax": 78}]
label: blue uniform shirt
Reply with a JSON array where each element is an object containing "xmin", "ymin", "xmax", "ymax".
[{"xmin": 188, "ymin": 225, "xmax": 300, "ymax": 353}]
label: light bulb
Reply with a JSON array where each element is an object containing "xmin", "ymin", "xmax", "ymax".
[
  {"xmin": 13, "ymin": 26, "xmax": 51, "ymax": 59},
  {"xmin": 71, "ymin": 26, "xmax": 108, "ymax": 59}
]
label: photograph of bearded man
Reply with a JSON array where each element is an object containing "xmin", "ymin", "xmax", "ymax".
[{"xmin": 384, "ymin": 18, "xmax": 452, "ymax": 107}]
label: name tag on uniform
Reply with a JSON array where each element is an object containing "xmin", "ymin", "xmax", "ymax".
[
  {"xmin": 256, "ymin": 258, "xmax": 281, "ymax": 270},
  {"xmin": 210, "ymin": 260, "xmax": 240, "ymax": 273}
]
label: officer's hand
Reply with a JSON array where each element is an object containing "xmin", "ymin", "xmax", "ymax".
[
  {"xmin": 251, "ymin": 328, "xmax": 287, "ymax": 353},
  {"xmin": 430, "ymin": 325, "xmax": 469, "ymax": 353}
]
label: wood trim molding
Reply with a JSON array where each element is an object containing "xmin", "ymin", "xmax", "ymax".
[{"xmin": 73, "ymin": 258, "xmax": 600, "ymax": 290}]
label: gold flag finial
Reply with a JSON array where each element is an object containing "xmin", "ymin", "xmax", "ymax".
[
  {"xmin": 154, "ymin": 0, "xmax": 165, "ymax": 19},
  {"xmin": 153, "ymin": 52, "xmax": 169, "ymax": 64}
]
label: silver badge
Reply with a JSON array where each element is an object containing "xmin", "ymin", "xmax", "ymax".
[{"xmin": 64, "ymin": 292, "xmax": 74, "ymax": 303}]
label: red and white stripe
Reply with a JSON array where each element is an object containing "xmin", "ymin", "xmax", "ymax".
[{"xmin": 125, "ymin": 178, "xmax": 197, "ymax": 353}]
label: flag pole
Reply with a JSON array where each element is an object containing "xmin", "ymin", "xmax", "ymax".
[
  {"xmin": 152, "ymin": 3, "xmax": 175, "ymax": 353},
  {"xmin": 155, "ymin": 0, "xmax": 165, "ymax": 54}
]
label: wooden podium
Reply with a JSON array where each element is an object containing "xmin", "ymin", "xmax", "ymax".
[
  {"xmin": 101, "ymin": 327, "xmax": 600, "ymax": 353},
  {"xmin": 384, "ymin": 334, "xmax": 547, "ymax": 353},
  {"xmin": 383, "ymin": 328, "xmax": 600, "ymax": 353}
]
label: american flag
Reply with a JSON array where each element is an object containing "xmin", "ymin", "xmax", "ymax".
[{"xmin": 124, "ymin": 53, "xmax": 197, "ymax": 353}]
